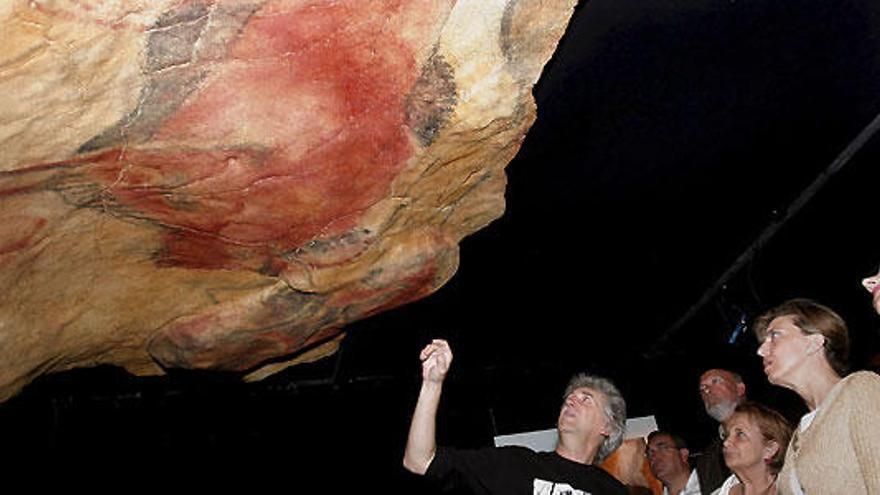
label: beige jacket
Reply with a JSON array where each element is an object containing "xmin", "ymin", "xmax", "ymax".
[{"xmin": 778, "ymin": 371, "xmax": 880, "ymax": 495}]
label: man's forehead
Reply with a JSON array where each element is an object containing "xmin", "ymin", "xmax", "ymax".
[
  {"xmin": 571, "ymin": 385, "xmax": 603, "ymax": 397},
  {"xmin": 572, "ymin": 386, "xmax": 595, "ymax": 393},
  {"xmin": 700, "ymin": 369, "xmax": 734, "ymax": 383},
  {"xmin": 568, "ymin": 386, "xmax": 606, "ymax": 402},
  {"xmin": 648, "ymin": 434, "xmax": 674, "ymax": 446}
]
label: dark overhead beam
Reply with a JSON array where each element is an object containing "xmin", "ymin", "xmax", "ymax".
[{"xmin": 647, "ymin": 107, "xmax": 880, "ymax": 357}]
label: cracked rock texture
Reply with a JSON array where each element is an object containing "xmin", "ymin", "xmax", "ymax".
[{"xmin": 0, "ymin": 0, "xmax": 576, "ymax": 401}]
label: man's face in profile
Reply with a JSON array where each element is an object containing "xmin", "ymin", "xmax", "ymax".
[
  {"xmin": 699, "ymin": 369, "xmax": 743, "ymax": 421},
  {"xmin": 646, "ymin": 434, "xmax": 689, "ymax": 482}
]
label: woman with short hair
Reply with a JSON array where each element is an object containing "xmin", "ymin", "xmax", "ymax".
[
  {"xmin": 754, "ymin": 298, "xmax": 880, "ymax": 494},
  {"xmin": 713, "ymin": 402, "xmax": 792, "ymax": 495}
]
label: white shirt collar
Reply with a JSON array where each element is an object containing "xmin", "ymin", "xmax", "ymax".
[{"xmin": 662, "ymin": 469, "xmax": 702, "ymax": 495}]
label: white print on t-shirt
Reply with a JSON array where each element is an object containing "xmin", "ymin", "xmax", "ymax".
[{"xmin": 533, "ymin": 478, "xmax": 589, "ymax": 495}]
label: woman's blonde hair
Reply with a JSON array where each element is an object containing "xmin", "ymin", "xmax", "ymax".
[
  {"xmin": 753, "ymin": 298, "xmax": 849, "ymax": 376},
  {"xmin": 727, "ymin": 401, "xmax": 792, "ymax": 474}
]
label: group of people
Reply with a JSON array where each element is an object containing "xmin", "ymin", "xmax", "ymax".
[
  {"xmin": 401, "ymin": 268, "xmax": 880, "ymax": 494},
  {"xmin": 647, "ymin": 371, "xmax": 789, "ymax": 495}
]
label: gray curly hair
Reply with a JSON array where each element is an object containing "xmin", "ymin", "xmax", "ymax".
[{"xmin": 563, "ymin": 373, "xmax": 627, "ymax": 463}]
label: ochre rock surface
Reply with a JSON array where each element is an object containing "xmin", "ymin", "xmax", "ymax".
[{"xmin": 0, "ymin": 0, "xmax": 576, "ymax": 401}]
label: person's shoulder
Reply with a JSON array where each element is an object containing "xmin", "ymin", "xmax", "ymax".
[
  {"xmin": 495, "ymin": 445, "xmax": 536, "ymax": 456},
  {"xmin": 842, "ymin": 370, "xmax": 880, "ymax": 391},
  {"xmin": 585, "ymin": 463, "xmax": 628, "ymax": 493},
  {"xmin": 711, "ymin": 473, "xmax": 739, "ymax": 495},
  {"xmin": 440, "ymin": 445, "xmax": 533, "ymax": 458},
  {"xmin": 485, "ymin": 445, "xmax": 540, "ymax": 462},
  {"xmin": 846, "ymin": 370, "xmax": 880, "ymax": 383},
  {"xmin": 429, "ymin": 445, "xmax": 532, "ymax": 475},
  {"xmin": 835, "ymin": 371, "xmax": 880, "ymax": 407},
  {"xmin": 535, "ymin": 452, "xmax": 627, "ymax": 491}
]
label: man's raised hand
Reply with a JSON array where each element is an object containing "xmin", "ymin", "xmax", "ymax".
[{"xmin": 420, "ymin": 339, "xmax": 452, "ymax": 383}]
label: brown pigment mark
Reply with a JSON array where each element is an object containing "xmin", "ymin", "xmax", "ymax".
[
  {"xmin": 0, "ymin": 216, "xmax": 47, "ymax": 256},
  {"xmin": 331, "ymin": 260, "xmax": 442, "ymax": 320},
  {"xmin": 301, "ymin": 325, "xmax": 342, "ymax": 348},
  {"xmin": 155, "ymin": 291, "xmax": 328, "ymax": 370},
  {"xmin": 149, "ymin": 244, "xmax": 446, "ymax": 370},
  {"xmin": 154, "ymin": 230, "xmax": 278, "ymax": 271}
]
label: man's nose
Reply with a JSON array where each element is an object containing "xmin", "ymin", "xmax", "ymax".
[{"xmin": 863, "ymin": 275, "xmax": 879, "ymax": 293}]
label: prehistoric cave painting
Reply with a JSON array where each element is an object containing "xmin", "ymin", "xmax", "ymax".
[
  {"xmin": 0, "ymin": 0, "xmax": 578, "ymax": 400},
  {"xmin": 146, "ymin": 1, "xmax": 212, "ymax": 72},
  {"xmin": 0, "ymin": 215, "xmax": 47, "ymax": 258},
  {"xmin": 79, "ymin": 1, "xmax": 264, "ymax": 152},
  {"xmin": 8, "ymin": 0, "xmax": 460, "ymax": 372},
  {"xmin": 147, "ymin": 234, "xmax": 455, "ymax": 370},
  {"xmin": 405, "ymin": 53, "xmax": 458, "ymax": 147},
  {"xmin": 67, "ymin": 0, "xmax": 439, "ymax": 271}
]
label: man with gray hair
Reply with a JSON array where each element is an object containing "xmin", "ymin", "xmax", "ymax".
[{"xmin": 403, "ymin": 339, "xmax": 628, "ymax": 494}]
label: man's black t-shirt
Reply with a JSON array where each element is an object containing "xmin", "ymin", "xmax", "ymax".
[{"xmin": 425, "ymin": 445, "xmax": 628, "ymax": 494}]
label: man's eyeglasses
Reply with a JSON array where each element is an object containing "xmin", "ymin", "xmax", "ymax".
[{"xmin": 645, "ymin": 443, "xmax": 679, "ymax": 458}]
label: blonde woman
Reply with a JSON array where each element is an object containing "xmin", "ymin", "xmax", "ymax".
[
  {"xmin": 754, "ymin": 298, "xmax": 880, "ymax": 494},
  {"xmin": 713, "ymin": 402, "xmax": 791, "ymax": 495}
]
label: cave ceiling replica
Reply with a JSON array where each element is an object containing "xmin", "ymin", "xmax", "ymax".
[{"xmin": 0, "ymin": 0, "xmax": 577, "ymax": 401}]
